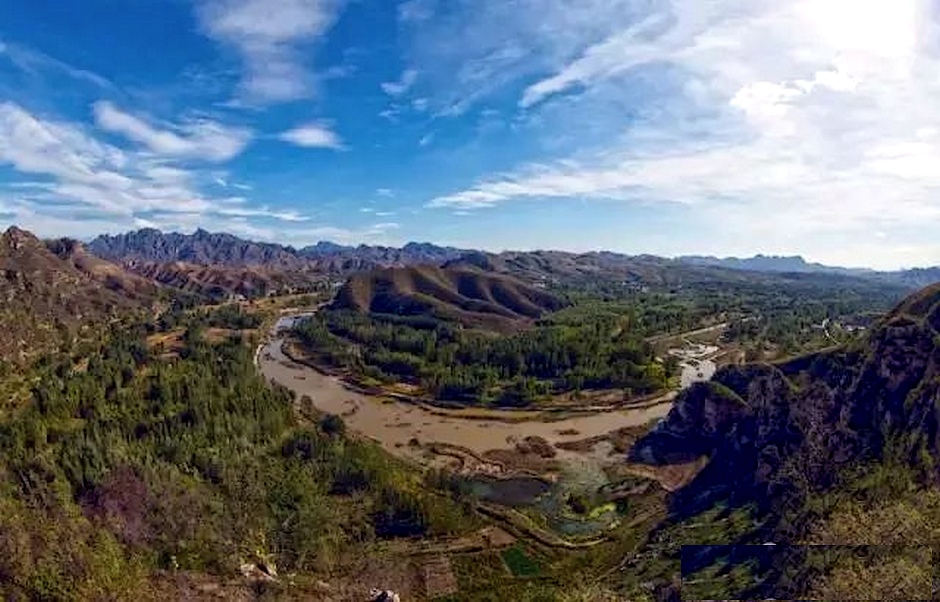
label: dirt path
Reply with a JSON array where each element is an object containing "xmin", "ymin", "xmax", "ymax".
[
  {"xmin": 644, "ymin": 322, "xmax": 729, "ymax": 346},
  {"xmin": 258, "ymin": 337, "xmax": 673, "ymax": 461}
]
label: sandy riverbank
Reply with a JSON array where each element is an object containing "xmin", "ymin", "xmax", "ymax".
[{"xmin": 259, "ymin": 337, "xmax": 673, "ymax": 461}]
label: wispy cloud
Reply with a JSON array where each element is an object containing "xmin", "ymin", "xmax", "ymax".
[
  {"xmin": 195, "ymin": 0, "xmax": 343, "ymax": 103},
  {"xmin": 397, "ymin": 0, "xmax": 639, "ymax": 116},
  {"xmin": 379, "ymin": 107, "xmax": 401, "ymax": 122},
  {"xmin": 0, "ymin": 38, "xmax": 113, "ymax": 89},
  {"xmin": 279, "ymin": 122, "xmax": 344, "ymax": 149},
  {"xmin": 398, "ymin": 0, "xmax": 436, "ymax": 24},
  {"xmin": 215, "ymin": 204, "xmax": 310, "ymax": 222},
  {"xmin": 0, "ymin": 102, "xmax": 310, "ymax": 238},
  {"xmin": 93, "ymin": 101, "xmax": 251, "ymax": 162},
  {"xmin": 426, "ymin": 0, "xmax": 940, "ymax": 263},
  {"xmin": 381, "ymin": 69, "xmax": 418, "ymax": 96},
  {"xmin": 212, "ymin": 220, "xmax": 401, "ymax": 247}
]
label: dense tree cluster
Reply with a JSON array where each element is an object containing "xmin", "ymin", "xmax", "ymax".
[
  {"xmin": 295, "ymin": 307, "xmax": 672, "ymax": 406},
  {"xmin": 0, "ymin": 319, "xmax": 475, "ymax": 600},
  {"xmin": 558, "ymin": 275, "xmax": 900, "ymax": 358}
]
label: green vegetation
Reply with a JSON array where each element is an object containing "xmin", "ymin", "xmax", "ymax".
[
  {"xmin": 626, "ymin": 459, "xmax": 940, "ymax": 600},
  {"xmin": 501, "ymin": 545, "xmax": 542, "ymax": 577},
  {"xmin": 556, "ymin": 275, "xmax": 902, "ymax": 358},
  {"xmin": 200, "ymin": 303, "xmax": 263, "ymax": 330},
  {"xmin": 294, "ymin": 307, "xmax": 673, "ymax": 406},
  {"xmin": 0, "ymin": 316, "xmax": 476, "ymax": 600}
]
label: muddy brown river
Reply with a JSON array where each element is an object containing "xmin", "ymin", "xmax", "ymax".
[{"xmin": 258, "ymin": 337, "xmax": 674, "ymax": 461}]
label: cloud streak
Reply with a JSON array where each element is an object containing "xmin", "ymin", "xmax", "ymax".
[
  {"xmin": 94, "ymin": 102, "xmax": 252, "ymax": 162},
  {"xmin": 0, "ymin": 38, "xmax": 113, "ymax": 89}
]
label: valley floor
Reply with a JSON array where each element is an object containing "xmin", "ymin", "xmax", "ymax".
[{"xmin": 258, "ymin": 335, "xmax": 673, "ymax": 468}]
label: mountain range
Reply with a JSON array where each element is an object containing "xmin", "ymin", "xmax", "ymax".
[
  {"xmin": 89, "ymin": 229, "xmax": 940, "ymax": 288},
  {"xmin": 680, "ymin": 254, "xmax": 940, "ymax": 287},
  {"xmin": 89, "ymin": 228, "xmax": 466, "ymax": 269},
  {"xmin": 4, "ymin": 224, "xmax": 938, "ymax": 365},
  {"xmin": 678, "ymin": 254, "xmax": 872, "ymax": 275}
]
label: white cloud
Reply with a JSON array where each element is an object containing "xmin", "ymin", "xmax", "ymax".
[
  {"xmin": 424, "ymin": 0, "xmax": 940, "ymax": 266},
  {"xmin": 376, "ymin": 188, "xmax": 394, "ymax": 197},
  {"xmin": 214, "ymin": 220, "xmax": 401, "ymax": 247},
  {"xmin": 196, "ymin": 0, "xmax": 343, "ymax": 103},
  {"xmin": 215, "ymin": 205, "xmax": 310, "ymax": 222},
  {"xmin": 519, "ymin": 12, "xmax": 668, "ymax": 108},
  {"xmin": 278, "ymin": 122, "xmax": 343, "ymax": 149},
  {"xmin": 0, "ymin": 102, "xmax": 312, "ymax": 238},
  {"xmin": 93, "ymin": 102, "xmax": 251, "ymax": 162},
  {"xmin": 381, "ymin": 69, "xmax": 418, "ymax": 96}
]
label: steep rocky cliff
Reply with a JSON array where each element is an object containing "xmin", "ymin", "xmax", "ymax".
[{"xmin": 632, "ymin": 283, "xmax": 940, "ymax": 515}]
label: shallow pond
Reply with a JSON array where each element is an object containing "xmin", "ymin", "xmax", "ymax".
[
  {"xmin": 467, "ymin": 461, "xmax": 622, "ymax": 537},
  {"xmin": 467, "ymin": 476, "xmax": 552, "ymax": 507}
]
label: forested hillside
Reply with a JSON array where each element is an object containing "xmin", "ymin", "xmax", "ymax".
[{"xmin": 0, "ymin": 315, "xmax": 476, "ymax": 600}]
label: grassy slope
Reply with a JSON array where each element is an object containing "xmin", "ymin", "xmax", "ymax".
[
  {"xmin": 0, "ymin": 228, "xmax": 147, "ymax": 366},
  {"xmin": 332, "ymin": 265, "xmax": 567, "ymax": 332}
]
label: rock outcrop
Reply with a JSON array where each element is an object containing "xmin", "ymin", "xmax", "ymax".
[{"xmin": 632, "ymin": 282, "xmax": 940, "ymax": 515}]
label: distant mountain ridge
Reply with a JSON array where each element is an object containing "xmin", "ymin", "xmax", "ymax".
[
  {"xmin": 678, "ymin": 254, "xmax": 871, "ymax": 275},
  {"xmin": 85, "ymin": 229, "xmax": 940, "ymax": 294},
  {"xmin": 89, "ymin": 228, "xmax": 466, "ymax": 269},
  {"xmin": 91, "ymin": 228, "xmax": 936, "ymax": 273},
  {"xmin": 679, "ymin": 254, "xmax": 940, "ymax": 288}
]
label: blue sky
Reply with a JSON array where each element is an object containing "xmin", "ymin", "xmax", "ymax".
[{"xmin": 1, "ymin": 0, "xmax": 939, "ymax": 268}]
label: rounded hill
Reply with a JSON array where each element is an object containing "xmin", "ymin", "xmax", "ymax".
[{"xmin": 330, "ymin": 265, "xmax": 568, "ymax": 331}]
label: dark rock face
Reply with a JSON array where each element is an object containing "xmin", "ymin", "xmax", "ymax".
[
  {"xmin": 632, "ymin": 381, "xmax": 750, "ymax": 465},
  {"xmin": 633, "ymin": 283, "xmax": 940, "ymax": 515},
  {"xmin": 928, "ymin": 302, "xmax": 940, "ymax": 334},
  {"xmin": 89, "ymin": 228, "xmax": 303, "ymax": 267}
]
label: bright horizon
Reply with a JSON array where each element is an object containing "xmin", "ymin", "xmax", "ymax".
[{"xmin": 2, "ymin": 1, "xmax": 940, "ymax": 270}]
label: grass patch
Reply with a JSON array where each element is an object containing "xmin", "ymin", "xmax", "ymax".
[
  {"xmin": 452, "ymin": 553, "xmax": 511, "ymax": 592},
  {"xmin": 501, "ymin": 545, "xmax": 542, "ymax": 577}
]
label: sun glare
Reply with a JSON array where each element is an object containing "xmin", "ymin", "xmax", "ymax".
[{"xmin": 801, "ymin": 0, "xmax": 920, "ymax": 57}]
